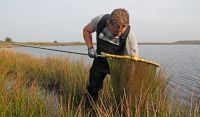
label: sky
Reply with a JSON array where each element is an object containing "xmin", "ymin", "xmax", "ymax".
[{"xmin": 0, "ymin": 0, "xmax": 200, "ymax": 43}]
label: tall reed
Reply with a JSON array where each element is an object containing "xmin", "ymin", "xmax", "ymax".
[{"xmin": 0, "ymin": 50, "xmax": 199, "ymax": 117}]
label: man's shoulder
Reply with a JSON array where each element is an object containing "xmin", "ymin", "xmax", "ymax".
[
  {"xmin": 92, "ymin": 14, "xmax": 107, "ymax": 22},
  {"xmin": 90, "ymin": 14, "xmax": 108, "ymax": 31}
]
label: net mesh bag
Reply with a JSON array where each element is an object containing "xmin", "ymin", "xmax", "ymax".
[{"xmin": 102, "ymin": 53, "xmax": 159, "ymax": 107}]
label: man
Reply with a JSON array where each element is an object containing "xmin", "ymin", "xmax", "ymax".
[{"xmin": 83, "ymin": 8, "xmax": 139, "ymax": 102}]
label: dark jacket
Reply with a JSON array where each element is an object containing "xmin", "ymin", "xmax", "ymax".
[{"xmin": 96, "ymin": 14, "xmax": 130, "ymax": 55}]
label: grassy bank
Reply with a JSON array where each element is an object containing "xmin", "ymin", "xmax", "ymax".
[
  {"xmin": 0, "ymin": 50, "xmax": 199, "ymax": 117},
  {"xmin": 0, "ymin": 41, "xmax": 86, "ymax": 48},
  {"xmin": 0, "ymin": 42, "xmax": 16, "ymax": 48}
]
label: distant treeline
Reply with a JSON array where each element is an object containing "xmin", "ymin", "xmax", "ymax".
[
  {"xmin": 23, "ymin": 40, "xmax": 200, "ymax": 45},
  {"xmin": 1, "ymin": 40, "xmax": 200, "ymax": 47},
  {"xmin": 23, "ymin": 42, "xmax": 86, "ymax": 46},
  {"xmin": 0, "ymin": 41, "xmax": 86, "ymax": 48},
  {"xmin": 173, "ymin": 40, "xmax": 200, "ymax": 44},
  {"xmin": 139, "ymin": 40, "xmax": 200, "ymax": 45}
]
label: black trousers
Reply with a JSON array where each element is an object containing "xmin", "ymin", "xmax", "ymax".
[{"xmin": 87, "ymin": 57, "xmax": 110, "ymax": 101}]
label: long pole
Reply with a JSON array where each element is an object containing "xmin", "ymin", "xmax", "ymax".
[{"xmin": 11, "ymin": 42, "xmax": 88, "ymax": 56}]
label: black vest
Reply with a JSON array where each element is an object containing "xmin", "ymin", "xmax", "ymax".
[{"xmin": 96, "ymin": 14, "xmax": 130, "ymax": 55}]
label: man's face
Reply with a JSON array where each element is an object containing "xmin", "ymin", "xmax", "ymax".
[{"xmin": 110, "ymin": 20, "xmax": 128, "ymax": 36}]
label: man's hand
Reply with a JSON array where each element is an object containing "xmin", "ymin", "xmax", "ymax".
[{"xmin": 88, "ymin": 47, "xmax": 97, "ymax": 58}]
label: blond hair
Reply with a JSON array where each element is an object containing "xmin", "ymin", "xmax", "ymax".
[{"xmin": 110, "ymin": 8, "xmax": 129, "ymax": 25}]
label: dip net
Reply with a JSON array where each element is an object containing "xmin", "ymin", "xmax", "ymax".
[{"xmin": 102, "ymin": 52, "xmax": 160, "ymax": 107}]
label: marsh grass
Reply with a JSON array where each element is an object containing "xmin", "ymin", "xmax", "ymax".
[
  {"xmin": 0, "ymin": 41, "xmax": 16, "ymax": 48},
  {"xmin": 0, "ymin": 50, "xmax": 199, "ymax": 117}
]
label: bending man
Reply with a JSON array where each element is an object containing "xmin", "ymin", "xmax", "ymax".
[{"xmin": 83, "ymin": 8, "xmax": 139, "ymax": 102}]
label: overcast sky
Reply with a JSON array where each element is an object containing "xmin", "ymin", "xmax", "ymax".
[{"xmin": 0, "ymin": 0, "xmax": 200, "ymax": 42}]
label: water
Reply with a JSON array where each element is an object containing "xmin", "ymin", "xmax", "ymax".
[
  {"xmin": 4, "ymin": 45, "xmax": 200, "ymax": 101},
  {"xmin": 139, "ymin": 45, "xmax": 200, "ymax": 101}
]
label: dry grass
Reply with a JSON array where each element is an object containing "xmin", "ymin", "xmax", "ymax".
[{"xmin": 0, "ymin": 50, "xmax": 199, "ymax": 117}]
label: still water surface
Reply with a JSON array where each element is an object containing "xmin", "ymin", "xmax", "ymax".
[{"xmin": 5, "ymin": 45, "xmax": 200, "ymax": 101}]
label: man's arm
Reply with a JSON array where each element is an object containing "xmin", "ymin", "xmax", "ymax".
[
  {"xmin": 83, "ymin": 14, "xmax": 105, "ymax": 49},
  {"xmin": 83, "ymin": 23, "xmax": 94, "ymax": 49}
]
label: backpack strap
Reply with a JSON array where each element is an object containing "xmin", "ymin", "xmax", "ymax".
[{"xmin": 96, "ymin": 14, "xmax": 111, "ymax": 34}]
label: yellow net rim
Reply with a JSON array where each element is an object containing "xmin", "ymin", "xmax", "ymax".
[{"xmin": 101, "ymin": 52, "xmax": 160, "ymax": 67}]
